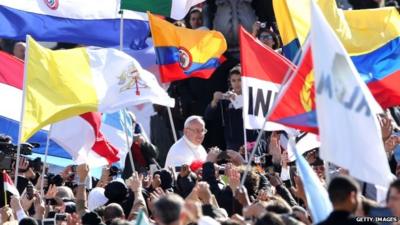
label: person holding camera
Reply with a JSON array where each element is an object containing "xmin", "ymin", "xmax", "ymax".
[
  {"xmin": 204, "ymin": 65, "xmax": 257, "ymax": 151},
  {"xmin": 251, "ymin": 21, "xmax": 281, "ymax": 53}
]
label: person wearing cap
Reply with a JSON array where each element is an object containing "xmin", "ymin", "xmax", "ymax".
[{"xmin": 165, "ymin": 116, "xmax": 208, "ymax": 168}]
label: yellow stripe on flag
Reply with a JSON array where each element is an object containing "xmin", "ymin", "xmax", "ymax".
[
  {"xmin": 22, "ymin": 36, "xmax": 98, "ymax": 141},
  {"xmin": 148, "ymin": 12, "xmax": 227, "ymax": 63}
]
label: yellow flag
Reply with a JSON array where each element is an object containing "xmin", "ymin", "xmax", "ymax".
[{"xmin": 22, "ymin": 36, "xmax": 98, "ymax": 142}]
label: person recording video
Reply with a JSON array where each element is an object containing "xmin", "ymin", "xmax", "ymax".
[{"xmin": 204, "ymin": 65, "xmax": 257, "ymax": 151}]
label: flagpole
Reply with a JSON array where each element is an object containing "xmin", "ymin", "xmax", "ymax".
[
  {"xmin": 119, "ymin": 10, "xmax": 136, "ymax": 172},
  {"xmin": 167, "ymin": 107, "xmax": 178, "ymax": 142},
  {"xmin": 119, "ymin": 9, "xmax": 124, "ymax": 51},
  {"xmin": 240, "ymin": 43, "xmax": 305, "ymax": 187},
  {"xmin": 3, "ymin": 171, "xmax": 7, "ymax": 206},
  {"xmin": 122, "ymin": 110, "xmax": 136, "ymax": 172},
  {"xmin": 40, "ymin": 125, "xmax": 52, "ymax": 198},
  {"xmin": 243, "ymin": 124, "xmax": 248, "ymax": 162},
  {"xmin": 14, "ymin": 36, "xmax": 30, "ymax": 186}
]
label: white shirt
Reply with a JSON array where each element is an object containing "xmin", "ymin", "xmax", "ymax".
[{"xmin": 164, "ymin": 136, "xmax": 207, "ymax": 168}]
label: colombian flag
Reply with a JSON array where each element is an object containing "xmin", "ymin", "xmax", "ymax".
[
  {"xmin": 148, "ymin": 12, "xmax": 227, "ymax": 83},
  {"xmin": 273, "ymin": 0, "xmax": 400, "ymax": 109}
]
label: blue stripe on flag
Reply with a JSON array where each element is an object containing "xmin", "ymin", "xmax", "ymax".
[
  {"xmin": 102, "ymin": 110, "xmax": 133, "ymax": 137},
  {"xmin": 0, "ymin": 116, "xmax": 72, "ymax": 159},
  {"xmin": 0, "ymin": 5, "xmax": 149, "ymax": 49}
]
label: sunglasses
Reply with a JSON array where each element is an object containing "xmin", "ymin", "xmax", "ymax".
[{"xmin": 259, "ymin": 34, "xmax": 273, "ymax": 40}]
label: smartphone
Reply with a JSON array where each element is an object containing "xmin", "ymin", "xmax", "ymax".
[
  {"xmin": 55, "ymin": 213, "xmax": 67, "ymax": 221},
  {"xmin": 175, "ymin": 166, "xmax": 182, "ymax": 172},
  {"xmin": 46, "ymin": 198, "xmax": 57, "ymax": 206},
  {"xmin": 42, "ymin": 218, "xmax": 55, "ymax": 225},
  {"xmin": 26, "ymin": 182, "xmax": 34, "ymax": 200}
]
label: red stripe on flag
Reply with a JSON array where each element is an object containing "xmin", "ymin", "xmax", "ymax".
[
  {"xmin": 159, "ymin": 63, "xmax": 216, "ymax": 83},
  {"xmin": 0, "ymin": 51, "xmax": 24, "ymax": 89},
  {"xmin": 80, "ymin": 113, "xmax": 120, "ymax": 164},
  {"xmin": 239, "ymin": 27, "xmax": 296, "ymax": 83}
]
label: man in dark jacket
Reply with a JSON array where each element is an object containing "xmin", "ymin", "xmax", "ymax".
[{"xmin": 317, "ymin": 176, "xmax": 377, "ymax": 225}]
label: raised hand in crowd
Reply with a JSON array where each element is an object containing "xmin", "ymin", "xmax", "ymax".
[
  {"xmin": 291, "ymin": 174, "xmax": 307, "ymax": 204},
  {"xmin": 10, "ymin": 195, "xmax": 25, "ymax": 220},
  {"xmin": 197, "ymin": 182, "xmax": 212, "ymax": 205},
  {"xmin": 182, "ymin": 201, "xmax": 203, "ymax": 224},
  {"xmin": 226, "ymin": 165, "xmax": 241, "ymax": 194},
  {"xmin": 243, "ymin": 201, "xmax": 267, "ymax": 219},
  {"xmin": 179, "ymin": 164, "xmax": 191, "ymax": 178},
  {"xmin": 0, "ymin": 205, "xmax": 15, "ymax": 223},
  {"xmin": 206, "ymin": 147, "xmax": 220, "ymax": 163},
  {"xmin": 21, "ymin": 189, "xmax": 36, "ymax": 212},
  {"xmin": 77, "ymin": 163, "xmax": 89, "ymax": 184},
  {"xmin": 235, "ymin": 186, "xmax": 251, "ymax": 208},
  {"xmin": 45, "ymin": 184, "xmax": 57, "ymax": 199},
  {"xmin": 251, "ymin": 21, "xmax": 262, "ymax": 37},
  {"xmin": 97, "ymin": 165, "xmax": 110, "ymax": 188},
  {"xmin": 211, "ymin": 91, "xmax": 224, "ymax": 108},
  {"xmin": 379, "ymin": 113, "xmax": 394, "ymax": 141},
  {"xmin": 32, "ymin": 193, "xmax": 45, "ymax": 221},
  {"xmin": 269, "ymin": 131, "xmax": 282, "ymax": 165},
  {"xmin": 384, "ymin": 134, "xmax": 400, "ymax": 154},
  {"xmin": 142, "ymin": 173, "xmax": 153, "ymax": 189},
  {"xmin": 127, "ymin": 171, "xmax": 143, "ymax": 193}
]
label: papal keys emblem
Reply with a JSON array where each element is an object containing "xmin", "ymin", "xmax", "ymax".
[
  {"xmin": 44, "ymin": 0, "xmax": 59, "ymax": 10},
  {"xmin": 178, "ymin": 47, "xmax": 192, "ymax": 71}
]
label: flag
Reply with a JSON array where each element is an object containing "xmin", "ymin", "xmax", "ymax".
[
  {"xmin": 239, "ymin": 27, "xmax": 295, "ymax": 131},
  {"xmin": 273, "ymin": 0, "xmax": 400, "ymax": 108},
  {"xmin": 135, "ymin": 209, "xmax": 150, "ymax": 225},
  {"xmin": 121, "ymin": 0, "xmax": 205, "ymax": 20},
  {"xmin": 100, "ymin": 110, "xmax": 134, "ymax": 167},
  {"xmin": 0, "ymin": 0, "xmax": 149, "ymax": 49},
  {"xmin": 269, "ymin": 45, "xmax": 318, "ymax": 133},
  {"xmin": 22, "ymin": 36, "xmax": 174, "ymax": 142},
  {"xmin": 50, "ymin": 113, "xmax": 120, "ymax": 167},
  {"xmin": 3, "ymin": 171, "xmax": 19, "ymax": 197},
  {"xmin": 0, "ymin": 51, "xmax": 133, "ymax": 163},
  {"xmin": 148, "ymin": 12, "xmax": 227, "ymax": 83},
  {"xmin": 289, "ymin": 139, "xmax": 332, "ymax": 223},
  {"xmin": 311, "ymin": 1, "xmax": 395, "ymax": 187}
]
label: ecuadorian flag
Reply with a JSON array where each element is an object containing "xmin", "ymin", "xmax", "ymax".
[
  {"xmin": 148, "ymin": 12, "xmax": 227, "ymax": 83},
  {"xmin": 273, "ymin": 0, "xmax": 400, "ymax": 109}
]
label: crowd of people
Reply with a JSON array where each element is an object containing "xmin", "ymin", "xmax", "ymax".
[{"xmin": 2, "ymin": 0, "xmax": 400, "ymax": 225}]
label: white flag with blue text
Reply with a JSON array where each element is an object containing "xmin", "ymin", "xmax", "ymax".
[{"xmin": 310, "ymin": 1, "xmax": 395, "ymax": 187}]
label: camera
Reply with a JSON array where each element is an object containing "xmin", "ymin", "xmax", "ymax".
[
  {"xmin": 0, "ymin": 135, "xmax": 38, "ymax": 171},
  {"xmin": 260, "ymin": 22, "xmax": 267, "ymax": 28},
  {"xmin": 109, "ymin": 165, "xmax": 121, "ymax": 177}
]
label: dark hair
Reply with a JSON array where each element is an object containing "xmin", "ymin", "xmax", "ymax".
[
  {"xmin": 387, "ymin": 179, "xmax": 400, "ymax": 203},
  {"xmin": 104, "ymin": 203, "xmax": 124, "ymax": 223},
  {"xmin": 82, "ymin": 211, "xmax": 103, "ymax": 225},
  {"xmin": 19, "ymin": 217, "xmax": 38, "ymax": 225},
  {"xmin": 327, "ymin": 176, "xmax": 359, "ymax": 205},
  {"xmin": 239, "ymin": 168, "xmax": 260, "ymax": 199},
  {"xmin": 257, "ymin": 29, "xmax": 281, "ymax": 50},
  {"xmin": 184, "ymin": 7, "xmax": 203, "ymax": 29},
  {"xmin": 153, "ymin": 194, "xmax": 184, "ymax": 225},
  {"xmin": 265, "ymin": 196, "xmax": 292, "ymax": 214},
  {"xmin": 109, "ymin": 219, "xmax": 131, "ymax": 225},
  {"xmin": 255, "ymin": 212, "xmax": 285, "ymax": 225}
]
